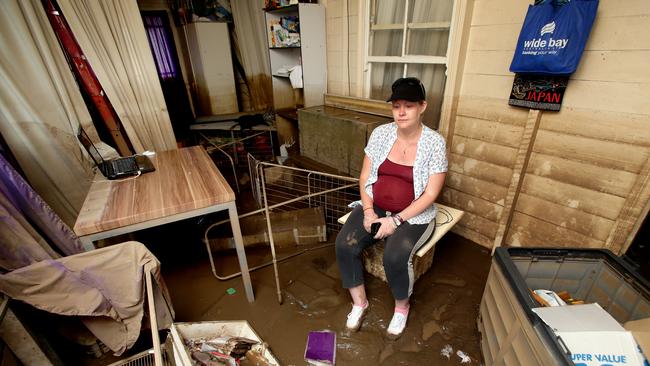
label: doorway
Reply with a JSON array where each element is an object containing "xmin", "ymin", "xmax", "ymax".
[{"xmin": 141, "ymin": 11, "xmax": 194, "ymax": 142}]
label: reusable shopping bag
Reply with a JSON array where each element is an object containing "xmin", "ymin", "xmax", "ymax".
[{"xmin": 509, "ymin": 0, "xmax": 599, "ymax": 75}]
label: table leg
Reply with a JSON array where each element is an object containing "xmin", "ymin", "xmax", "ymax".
[
  {"xmin": 228, "ymin": 204, "xmax": 255, "ymax": 302},
  {"xmin": 79, "ymin": 236, "xmax": 95, "ymax": 251}
]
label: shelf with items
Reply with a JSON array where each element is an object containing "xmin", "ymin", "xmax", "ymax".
[
  {"xmin": 264, "ymin": 4, "xmax": 297, "ymax": 13},
  {"xmin": 264, "ymin": 3, "xmax": 326, "ymax": 110},
  {"xmin": 269, "ymin": 46, "xmax": 301, "ymax": 49},
  {"xmin": 267, "ymin": 13, "xmax": 300, "ymax": 48}
]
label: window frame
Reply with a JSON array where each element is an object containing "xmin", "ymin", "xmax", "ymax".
[
  {"xmin": 347, "ymin": 0, "xmax": 471, "ymax": 135},
  {"xmin": 363, "ymin": 0, "xmax": 457, "ymax": 98}
]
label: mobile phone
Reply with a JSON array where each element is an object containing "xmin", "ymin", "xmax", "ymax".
[{"xmin": 370, "ymin": 222, "xmax": 381, "ymax": 236}]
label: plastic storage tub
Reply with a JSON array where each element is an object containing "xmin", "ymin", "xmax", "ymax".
[
  {"xmin": 170, "ymin": 320, "xmax": 280, "ymax": 366},
  {"xmin": 478, "ymin": 247, "xmax": 650, "ymax": 366}
]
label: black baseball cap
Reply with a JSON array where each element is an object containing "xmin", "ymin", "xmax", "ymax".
[{"xmin": 386, "ymin": 77, "xmax": 426, "ymax": 102}]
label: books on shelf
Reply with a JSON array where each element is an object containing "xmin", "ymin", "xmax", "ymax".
[{"xmin": 269, "ymin": 17, "xmax": 300, "ymax": 47}]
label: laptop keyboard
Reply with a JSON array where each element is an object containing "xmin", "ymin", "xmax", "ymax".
[{"xmin": 106, "ymin": 157, "xmax": 138, "ymax": 176}]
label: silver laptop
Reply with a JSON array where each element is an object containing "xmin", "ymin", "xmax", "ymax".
[{"xmin": 77, "ymin": 128, "xmax": 155, "ymax": 180}]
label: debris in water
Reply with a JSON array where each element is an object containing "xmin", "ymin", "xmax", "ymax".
[
  {"xmin": 441, "ymin": 344, "xmax": 453, "ymax": 359},
  {"xmin": 186, "ymin": 336, "xmax": 271, "ymax": 365},
  {"xmin": 432, "ymin": 304, "xmax": 449, "ymax": 320},
  {"xmin": 241, "ymin": 350, "xmax": 272, "ymax": 366},
  {"xmin": 304, "ymin": 330, "xmax": 336, "ymax": 365},
  {"xmin": 379, "ymin": 344, "xmax": 394, "ymax": 363},
  {"xmin": 422, "ymin": 320, "xmax": 441, "ymax": 340},
  {"xmin": 457, "ymin": 350, "xmax": 471, "ymax": 363},
  {"xmin": 433, "ymin": 276, "xmax": 466, "ymax": 287},
  {"xmin": 400, "ymin": 341, "xmax": 421, "ymax": 353},
  {"xmin": 192, "ymin": 350, "xmax": 237, "ymax": 365}
]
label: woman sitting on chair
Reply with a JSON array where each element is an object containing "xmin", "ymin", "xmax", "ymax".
[{"xmin": 335, "ymin": 77, "xmax": 447, "ymax": 339}]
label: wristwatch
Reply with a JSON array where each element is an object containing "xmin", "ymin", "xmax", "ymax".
[{"xmin": 392, "ymin": 214, "xmax": 404, "ymax": 227}]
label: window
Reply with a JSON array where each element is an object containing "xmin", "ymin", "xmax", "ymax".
[
  {"xmin": 142, "ymin": 12, "xmax": 179, "ymax": 80},
  {"xmin": 365, "ymin": 0, "xmax": 455, "ymax": 129}
]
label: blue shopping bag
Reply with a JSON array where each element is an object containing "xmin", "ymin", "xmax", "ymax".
[{"xmin": 510, "ymin": 0, "xmax": 599, "ymax": 75}]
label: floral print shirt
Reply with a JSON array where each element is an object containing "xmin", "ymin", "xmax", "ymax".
[{"xmin": 357, "ymin": 122, "xmax": 447, "ymax": 224}]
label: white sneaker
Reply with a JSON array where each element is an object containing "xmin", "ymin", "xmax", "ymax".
[
  {"xmin": 386, "ymin": 312, "xmax": 408, "ymax": 339},
  {"xmin": 345, "ymin": 303, "xmax": 368, "ymax": 331}
]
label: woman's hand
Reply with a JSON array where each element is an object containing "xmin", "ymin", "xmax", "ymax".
[
  {"xmin": 372, "ymin": 216, "xmax": 397, "ymax": 239},
  {"xmin": 363, "ymin": 210, "xmax": 379, "ymax": 233}
]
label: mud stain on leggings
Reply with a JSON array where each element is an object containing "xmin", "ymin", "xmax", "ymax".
[{"xmin": 346, "ymin": 232, "xmax": 359, "ymax": 246}]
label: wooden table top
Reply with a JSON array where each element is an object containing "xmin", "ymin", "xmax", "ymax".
[{"xmin": 74, "ymin": 146, "xmax": 235, "ymax": 237}]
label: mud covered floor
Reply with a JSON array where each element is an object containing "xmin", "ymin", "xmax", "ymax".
[{"xmin": 156, "ymin": 228, "xmax": 492, "ymax": 365}]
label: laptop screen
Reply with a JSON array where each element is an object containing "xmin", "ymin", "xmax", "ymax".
[{"xmin": 77, "ymin": 127, "xmax": 105, "ymax": 167}]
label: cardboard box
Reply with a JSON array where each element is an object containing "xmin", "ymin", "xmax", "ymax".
[
  {"xmin": 624, "ymin": 317, "xmax": 650, "ymax": 365},
  {"xmin": 533, "ymin": 304, "xmax": 647, "ymax": 366},
  {"xmin": 208, "ymin": 206, "xmax": 327, "ymax": 250}
]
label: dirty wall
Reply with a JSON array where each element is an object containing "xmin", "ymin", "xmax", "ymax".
[{"xmin": 439, "ymin": 0, "xmax": 650, "ymax": 254}]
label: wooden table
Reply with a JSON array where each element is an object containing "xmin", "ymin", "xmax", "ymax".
[{"xmin": 73, "ymin": 146, "xmax": 255, "ymax": 302}]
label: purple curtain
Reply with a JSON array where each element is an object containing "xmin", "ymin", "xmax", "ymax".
[
  {"xmin": 0, "ymin": 153, "xmax": 84, "ymax": 271},
  {"xmin": 142, "ymin": 14, "xmax": 178, "ymax": 80}
]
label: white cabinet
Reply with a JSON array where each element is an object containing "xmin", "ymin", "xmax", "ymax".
[
  {"xmin": 264, "ymin": 3, "xmax": 326, "ymax": 109},
  {"xmin": 184, "ymin": 22, "xmax": 238, "ymax": 116}
]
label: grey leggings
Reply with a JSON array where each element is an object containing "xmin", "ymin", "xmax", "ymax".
[{"xmin": 335, "ymin": 205, "xmax": 436, "ymax": 300}]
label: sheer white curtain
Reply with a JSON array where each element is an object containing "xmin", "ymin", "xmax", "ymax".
[
  {"xmin": 370, "ymin": 0, "xmax": 453, "ymax": 128},
  {"xmin": 231, "ymin": 0, "xmax": 273, "ymax": 111},
  {"xmin": 57, "ymin": 0, "xmax": 177, "ymax": 152},
  {"xmin": 0, "ymin": 0, "xmax": 96, "ymax": 226}
]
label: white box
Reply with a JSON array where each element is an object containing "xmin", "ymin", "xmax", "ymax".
[{"xmin": 533, "ymin": 304, "xmax": 646, "ymax": 366}]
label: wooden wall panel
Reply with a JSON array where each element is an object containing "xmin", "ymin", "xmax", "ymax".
[
  {"xmin": 533, "ymin": 130, "xmax": 648, "ymax": 173},
  {"xmin": 458, "ymin": 211, "xmax": 499, "ymax": 242},
  {"xmin": 521, "ymin": 175, "xmax": 626, "ymax": 221},
  {"xmin": 452, "ymin": 224, "xmax": 493, "ymax": 249},
  {"xmin": 606, "ymin": 160, "xmax": 650, "ymax": 253},
  {"xmin": 449, "ymin": 154, "xmax": 513, "ymax": 187},
  {"xmin": 460, "ymin": 74, "xmax": 514, "ymax": 99},
  {"xmin": 505, "ymin": 213, "xmax": 605, "ymax": 248},
  {"xmin": 451, "ymin": 136, "xmax": 518, "ymax": 168},
  {"xmin": 471, "ymin": 0, "xmax": 527, "ymax": 26},
  {"xmin": 515, "ymin": 193, "xmax": 614, "ymax": 241},
  {"xmin": 587, "ymin": 16, "xmax": 650, "ymax": 51},
  {"xmin": 595, "ymin": 0, "xmax": 650, "ymax": 17},
  {"xmin": 464, "ymin": 50, "xmax": 650, "ymax": 83},
  {"xmin": 446, "ymin": 171, "xmax": 508, "ymax": 205},
  {"xmin": 454, "ymin": 116, "xmax": 524, "ymax": 148},
  {"xmin": 573, "ymin": 51, "xmax": 650, "ymax": 83},
  {"xmin": 540, "ymin": 108, "xmax": 650, "ymax": 147},
  {"xmin": 461, "ymin": 74, "xmax": 650, "ymax": 115},
  {"xmin": 457, "ymin": 96, "xmax": 528, "ymax": 125},
  {"xmin": 464, "ymin": 50, "xmax": 512, "ymax": 76},
  {"xmin": 527, "ymin": 152, "xmax": 637, "ymax": 198},
  {"xmin": 441, "ymin": 187, "xmax": 503, "ymax": 222},
  {"xmin": 560, "ymin": 80, "xmax": 649, "ymax": 114},
  {"xmin": 467, "ymin": 23, "xmax": 520, "ymax": 51},
  {"xmin": 443, "ymin": 0, "xmax": 650, "ymax": 252}
]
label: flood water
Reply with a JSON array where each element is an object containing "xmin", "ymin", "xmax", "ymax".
[
  {"xmin": 160, "ymin": 229, "xmax": 492, "ymax": 366},
  {"xmin": 41, "ymin": 200, "xmax": 491, "ymax": 365}
]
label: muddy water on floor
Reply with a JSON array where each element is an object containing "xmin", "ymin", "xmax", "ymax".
[{"xmin": 162, "ymin": 232, "xmax": 491, "ymax": 365}]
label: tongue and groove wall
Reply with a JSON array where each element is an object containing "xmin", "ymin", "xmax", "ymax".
[{"xmin": 438, "ymin": 0, "xmax": 650, "ymax": 254}]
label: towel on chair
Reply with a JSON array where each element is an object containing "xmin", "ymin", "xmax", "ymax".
[{"xmin": 0, "ymin": 241, "xmax": 174, "ymax": 355}]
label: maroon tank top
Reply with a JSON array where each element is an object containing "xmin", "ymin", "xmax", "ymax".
[{"xmin": 372, "ymin": 159, "xmax": 414, "ymax": 213}]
